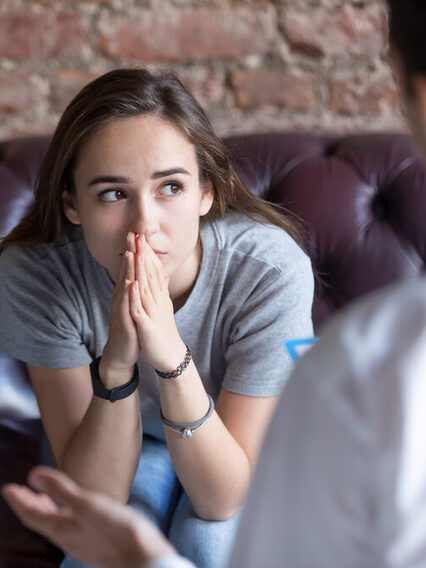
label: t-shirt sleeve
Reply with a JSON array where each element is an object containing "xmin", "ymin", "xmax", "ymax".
[
  {"xmin": 0, "ymin": 246, "xmax": 91, "ymax": 368},
  {"xmin": 231, "ymin": 282, "xmax": 426, "ymax": 568},
  {"xmin": 222, "ymin": 253, "xmax": 314, "ymax": 397}
]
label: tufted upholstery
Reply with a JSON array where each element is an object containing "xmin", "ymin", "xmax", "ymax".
[{"xmin": 0, "ymin": 132, "xmax": 425, "ymax": 566}]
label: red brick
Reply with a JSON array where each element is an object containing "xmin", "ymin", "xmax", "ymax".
[
  {"xmin": 231, "ymin": 68, "xmax": 318, "ymax": 110},
  {"xmin": 359, "ymin": 76, "xmax": 400, "ymax": 114},
  {"xmin": 98, "ymin": 7, "xmax": 275, "ymax": 62},
  {"xmin": 178, "ymin": 68, "xmax": 225, "ymax": 106},
  {"xmin": 329, "ymin": 77, "xmax": 358, "ymax": 115},
  {"xmin": 49, "ymin": 69, "xmax": 99, "ymax": 112},
  {"xmin": 0, "ymin": 71, "xmax": 45, "ymax": 116},
  {"xmin": 0, "ymin": 12, "xmax": 87, "ymax": 59},
  {"xmin": 330, "ymin": 72, "xmax": 400, "ymax": 115},
  {"xmin": 281, "ymin": 5, "xmax": 387, "ymax": 58}
]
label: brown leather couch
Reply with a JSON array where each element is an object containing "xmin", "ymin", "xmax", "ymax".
[{"xmin": 1, "ymin": 132, "xmax": 425, "ymax": 567}]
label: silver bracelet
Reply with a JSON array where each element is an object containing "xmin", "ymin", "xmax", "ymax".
[{"xmin": 160, "ymin": 394, "xmax": 215, "ymax": 439}]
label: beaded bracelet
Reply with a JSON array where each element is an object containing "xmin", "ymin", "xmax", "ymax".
[
  {"xmin": 160, "ymin": 394, "xmax": 215, "ymax": 439},
  {"xmin": 155, "ymin": 345, "xmax": 192, "ymax": 379}
]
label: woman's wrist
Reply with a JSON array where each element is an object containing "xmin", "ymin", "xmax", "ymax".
[
  {"xmin": 155, "ymin": 345, "xmax": 192, "ymax": 379},
  {"xmin": 150, "ymin": 339, "xmax": 188, "ymax": 376},
  {"xmin": 98, "ymin": 356, "xmax": 135, "ymax": 389}
]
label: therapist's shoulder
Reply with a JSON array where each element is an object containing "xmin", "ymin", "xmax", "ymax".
[
  {"xmin": 321, "ymin": 276, "xmax": 426, "ymax": 345},
  {"xmin": 297, "ymin": 276, "xmax": 426, "ymax": 382}
]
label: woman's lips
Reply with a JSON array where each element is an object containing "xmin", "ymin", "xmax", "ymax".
[
  {"xmin": 119, "ymin": 250, "xmax": 167, "ymax": 257},
  {"xmin": 153, "ymin": 250, "xmax": 167, "ymax": 259}
]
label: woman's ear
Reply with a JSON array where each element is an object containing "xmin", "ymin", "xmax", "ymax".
[
  {"xmin": 62, "ymin": 190, "xmax": 81, "ymax": 225},
  {"xmin": 199, "ymin": 180, "xmax": 214, "ymax": 217}
]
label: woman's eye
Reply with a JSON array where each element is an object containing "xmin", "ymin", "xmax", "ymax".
[
  {"xmin": 160, "ymin": 182, "xmax": 183, "ymax": 197},
  {"xmin": 99, "ymin": 190, "xmax": 126, "ymax": 202}
]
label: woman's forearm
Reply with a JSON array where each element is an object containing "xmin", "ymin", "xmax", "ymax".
[
  {"xmin": 60, "ymin": 364, "xmax": 142, "ymax": 503},
  {"xmin": 159, "ymin": 363, "xmax": 252, "ymax": 521}
]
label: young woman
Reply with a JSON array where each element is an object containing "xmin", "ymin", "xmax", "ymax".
[{"xmin": 0, "ymin": 68, "xmax": 314, "ymax": 568}]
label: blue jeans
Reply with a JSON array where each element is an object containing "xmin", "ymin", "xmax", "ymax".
[{"xmin": 44, "ymin": 435, "xmax": 241, "ymax": 568}]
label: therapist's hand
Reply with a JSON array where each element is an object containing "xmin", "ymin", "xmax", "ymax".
[{"xmin": 1, "ymin": 466, "xmax": 176, "ymax": 568}]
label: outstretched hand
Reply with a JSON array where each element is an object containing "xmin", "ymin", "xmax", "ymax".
[{"xmin": 1, "ymin": 466, "xmax": 176, "ymax": 568}]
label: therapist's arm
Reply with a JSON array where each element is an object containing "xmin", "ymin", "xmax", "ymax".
[
  {"xmin": 1, "ymin": 466, "xmax": 196, "ymax": 568},
  {"xmin": 228, "ymin": 319, "xmax": 378, "ymax": 568}
]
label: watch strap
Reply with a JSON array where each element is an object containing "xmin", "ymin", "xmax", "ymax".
[{"xmin": 90, "ymin": 357, "xmax": 139, "ymax": 403}]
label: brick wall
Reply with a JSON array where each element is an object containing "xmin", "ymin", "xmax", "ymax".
[{"xmin": 0, "ymin": 0, "xmax": 406, "ymax": 141}]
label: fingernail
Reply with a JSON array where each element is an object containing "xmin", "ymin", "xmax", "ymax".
[{"xmin": 124, "ymin": 279, "xmax": 132, "ymax": 290}]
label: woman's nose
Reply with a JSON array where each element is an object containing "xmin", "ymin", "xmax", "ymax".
[{"xmin": 131, "ymin": 199, "xmax": 160, "ymax": 238}]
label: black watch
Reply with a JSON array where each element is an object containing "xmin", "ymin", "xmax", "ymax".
[{"xmin": 90, "ymin": 357, "xmax": 139, "ymax": 403}]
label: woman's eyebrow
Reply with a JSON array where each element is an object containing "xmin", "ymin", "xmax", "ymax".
[
  {"xmin": 88, "ymin": 175, "xmax": 130, "ymax": 186},
  {"xmin": 151, "ymin": 168, "xmax": 191, "ymax": 179},
  {"xmin": 88, "ymin": 169, "xmax": 191, "ymax": 186}
]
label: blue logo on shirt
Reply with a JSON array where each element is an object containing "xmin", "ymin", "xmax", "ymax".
[{"xmin": 285, "ymin": 337, "xmax": 317, "ymax": 362}]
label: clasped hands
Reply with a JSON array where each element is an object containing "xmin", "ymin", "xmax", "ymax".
[{"xmin": 100, "ymin": 232, "xmax": 185, "ymax": 386}]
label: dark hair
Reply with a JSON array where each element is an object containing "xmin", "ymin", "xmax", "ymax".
[
  {"xmin": 387, "ymin": 0, "xmax": 426, "ymax": 79},
  {"xmin": 1, "ymin": 68, "xmax": 303, "ymax": 249}
]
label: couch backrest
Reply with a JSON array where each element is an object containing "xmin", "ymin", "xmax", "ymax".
[
  {"xmin": 225, "ymin": 132, "xmax": 426, "ymax": 326},
  {"xmin": 2, "ymin": 132, "xmax": 425, "ymax": 327}
]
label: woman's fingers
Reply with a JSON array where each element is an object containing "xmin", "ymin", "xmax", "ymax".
[
  {"xmin": 134, "ymin": 237, "xmax": 155, "ymax": 316},
  {"xmin": 127, "ymin": 232, "xmax": 137, "ymax": 255},
  {"xmin": 112, "ymin": 252, "xmax": 133, "ymax": 324},
  {"xmin": 102, "ymin": 240, "xmax": 140, "ymax": 369},
  {"xmin": 144, "ymin": 245, "xmax": 164, "ymax": 298},
  {"xmin": 143, "ymin": 254, "xmax": 161, "ymax": 305},
  {"xmin": 113, "ymin": 250, "xmax": 128, "ymax": 302},
  {"xmin": 137, "ymin": 234, "xmax": 167, "ymax": 297},
  {"xmin": 129, "ymin": 280, "xmax": 147, "ymax": 324},
  {"xmin": 125, "ymin": 250, "xmax": 135, "ymax": 289},
  {"xmin": 112, "ymin": 238, "xmax": 135, "ymax": 310}
]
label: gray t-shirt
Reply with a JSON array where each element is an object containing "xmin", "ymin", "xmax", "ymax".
[{"xmin": 0, "ymin": 211, "xmax": 314, "ymax": 440}]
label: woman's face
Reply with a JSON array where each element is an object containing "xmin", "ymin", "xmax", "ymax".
[{"xmin": 63, "ymin": 115, "xmax": 213, "ymax": 293}]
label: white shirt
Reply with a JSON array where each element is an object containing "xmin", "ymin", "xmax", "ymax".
[
  {"xmin": 148, "ymin": 277, "xmax": 426, "ymax": 568},
  {"xmin": 230, "ymin": 277, "xmax": 426, "ymax": 568}
]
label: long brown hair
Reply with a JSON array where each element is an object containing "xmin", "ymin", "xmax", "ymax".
[{"xmin": 1, "ymin": 68, "xmax": 303, "ymax": 249}]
